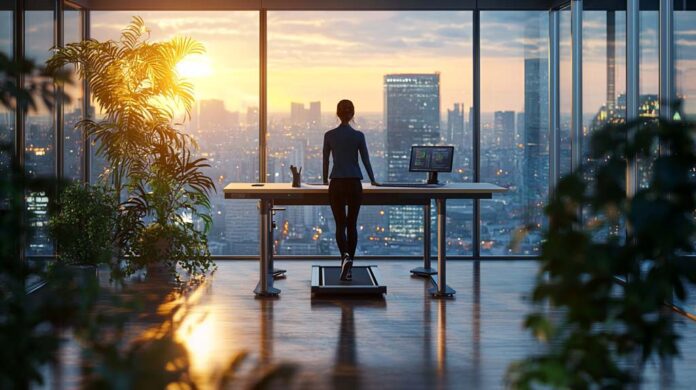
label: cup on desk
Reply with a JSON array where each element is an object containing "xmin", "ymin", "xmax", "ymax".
[{"xmin": 290, "ymin": 165, "xmax": 302, "ymax": 188}]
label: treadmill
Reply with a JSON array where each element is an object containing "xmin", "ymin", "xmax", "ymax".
[{"xmin": 311, "ymin": 265, "xmax": 387, "ymax": 295}]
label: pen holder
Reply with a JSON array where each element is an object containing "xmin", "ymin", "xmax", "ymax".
[{"xmin": 290, "ymin": 165, "xmax": 302, "ymax": 188}]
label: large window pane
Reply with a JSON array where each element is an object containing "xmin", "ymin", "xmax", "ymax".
[
  {"xmin": 676, "ymin": 11, "xmax": 696, "ymax": 118},
  {"xmin": 0, "ymin": 1, "xmax": 14, "ymax": 176},
  {"xmin": 25, "ymin": 3, "xmax": 55, "ymax": 256},
  {"xmin": 675, "ymin": 11, "xmax": 696, "ymax": 255},
  {"xmin": 559, "ymin": 8, "xmax": 572, "ymax": 177},
  {"xmin": 582, "ymin": 11, "xmax": 627, "ymax": 241},
  {"xmin": 268, "ymin": 11, "xmax": 473, "ymax": 257},
  {"xmin": 91, "ymin": 11, "xmax": 260, "ymax": 255},
  {"xmin": 480, "ymin": 12, "xmax": 548, "ymax": 255},
  {"xmin": 63, "ymin": 8, "xmax": 83, "ymax": 181}
]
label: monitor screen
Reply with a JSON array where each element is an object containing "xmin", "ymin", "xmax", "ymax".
[{"xmin": 409, "ymin": 146, "xmax": 454, "ymax": 172}]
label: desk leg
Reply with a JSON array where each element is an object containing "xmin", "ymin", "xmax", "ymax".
[
  {"xmin": 255, "ymin": 199, "xmax": 280, "ymax": 297},
  {"xmin": 411, "ymin": 202, "xmax": 437, "ymax": 277},
  {"xmin": 269, "ymin": 208, "xmax": 286, "ymax": 279},
  {"xmin": 430, "ymin": 198, "xmax": 456, "ymax": 298}
]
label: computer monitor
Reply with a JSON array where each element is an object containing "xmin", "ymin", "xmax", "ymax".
[{"xmin": 409, "ymin": 146, "xmax": 454, "ymax": 184}]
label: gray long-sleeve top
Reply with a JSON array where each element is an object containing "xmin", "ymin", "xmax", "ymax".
[{"xmin": 322, "ymin": 124, "xmax": 376, "ymax": 183}]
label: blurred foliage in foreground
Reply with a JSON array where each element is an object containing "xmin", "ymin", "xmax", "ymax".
[{"xmin": 508, "ymin": 104, "xmax": 696, "ymax": 388}]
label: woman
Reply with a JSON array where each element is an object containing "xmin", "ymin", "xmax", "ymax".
[{"xmin": 323, "ymin": 99, "xmax": 377, "ymax": 281}]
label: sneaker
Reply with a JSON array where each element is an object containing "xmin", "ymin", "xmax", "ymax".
[{"xmin": 340, "ymin": 255, "xmax": 353, "ymax": 281}]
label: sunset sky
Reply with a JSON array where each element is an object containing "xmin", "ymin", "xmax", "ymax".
[{"xmin": 5, "ymin": 10, "xmax": 692, "ymax": 118}]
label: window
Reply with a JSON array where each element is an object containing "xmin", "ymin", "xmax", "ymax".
[
  {"xmin": 267, "ymin": 11, "xmax": 473, "ymax": 256},
  {"xmin": 25, "ymin": 1, "xmax": 55, "ymax": 256},
  {"xmin": 480, "ymin": 11, "xmax": 548, "ymax": 255},
  {"xmin": 91, "ymin": 11, "xmax": 260, "ymax": 255},
  {"xmin": 676, "ymin": 11, "xmax": 696, "ymax": 119},
  {"xmin": 0, "ymin": 1, "xmax": 13, "ymax": 176},
  {"xmin": 63, "ymin": 7, "xmax": 84, "ymax": 181}
]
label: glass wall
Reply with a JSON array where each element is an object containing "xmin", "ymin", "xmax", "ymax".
[
  {"xmin": 14, "ymin": 4, "xmax": 686, "ymax": 259},
  {"xmin": 25, "ymin": 1, "xmax": 55, "ymax": 256},
  {"xmin": 91, "ymin": 11, "xmax": 260, "ymax": 255},
  {"xmin": 676, "ymin": 11, "xmax": 696, "ymax": 119},
  {"xmin": 559, "ymin": 8, "xmax": 572, "ymax": 177},
  {"xmin": 480, "ymin": 11, "xmax": 548, "ymax": 255},
  {"xmin": 267, "ymin": 11, "xmax": 473, "ymax": 256},
  {"xmin": 63, "ymin": 7, "xmax": 83, "ymax": 181},
  {"xmin": 0, "ymin": 0, "xmax": 14, "ymax": 176}
]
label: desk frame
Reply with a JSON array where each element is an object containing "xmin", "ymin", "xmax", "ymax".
[{"xmin": 226, "ymin": 188, "xmax": 496, "ymax": 298}]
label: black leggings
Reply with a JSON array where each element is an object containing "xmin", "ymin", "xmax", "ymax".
[{"xmin": 329, "ymin": 178, "xmax": 362, "ymax": 259}]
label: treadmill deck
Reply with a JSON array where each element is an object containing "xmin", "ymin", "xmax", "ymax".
[{"xmin": 311, "ymin": 265, "xmax": 387, "ymax": 295}]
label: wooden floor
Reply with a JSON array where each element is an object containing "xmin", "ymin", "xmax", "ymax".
[{"xmin": 44, "ymin": 260, "xmax": 696, "ymax": 389}]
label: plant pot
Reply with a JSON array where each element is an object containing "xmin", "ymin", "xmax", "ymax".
[{"xmin": 145, "ymin": 261, "xmax": 176, "ymax": 280}]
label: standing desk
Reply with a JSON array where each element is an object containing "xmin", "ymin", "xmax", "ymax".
[{"xmin": 223, "ymin": 182, "xmax": 506, "ymax": 298}]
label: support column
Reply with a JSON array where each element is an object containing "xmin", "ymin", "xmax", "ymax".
[
  {"xmin": 472, "ymin": 10, "xmax": 481, "ymax": 258},
  {"xmin": 549, "ymin": 10, "xmax": 560, "ymax": 195},
  {"xmin": 571, "ymin": 0, "xmax": 583, "ymax": 174},
  {"xmin": 54, "ymin": 0, "xmax": 64, "ymax": 181},
  {"xmin": 626, "ymin": 0, "xmax": 640, "ymax": 203},
  {"xmin": 82, "ymin": 10, "xmax": 91, "ymax": 184},
  {"xmin": 659, "ymin": 0, "xmax": 675, "ymax": 124},
  {"xmin": 259, "ymin": 9, "xmax": 267, "ymax": 183}
]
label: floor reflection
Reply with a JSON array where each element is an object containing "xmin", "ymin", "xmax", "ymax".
[
  {"xmin": 39, "ymin": 261, "xmax": 696, "ymax": 389},
  {"xmin": 311, "ymin": 297, "xmax": 386, "ymax": 389}
]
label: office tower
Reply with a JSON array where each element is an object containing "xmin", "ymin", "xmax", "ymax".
[
  {"xmin": 291, "ymin": 102, "xmax": 306, "ymax": 125},
  {"xmin": 199, "ymin": 99, "xmax": 232, "ymax": 129},
  {"xmin": 308, "ymin": 101, "xmax": 321, "ymax": 127},
  {"xmin": 447, "ymin": 103, "xmax": 465, "ymax": 148},
  {"xmin": 246, "ymin": 106, "xmax": 259, "ymax": 127},
  {"xmin": 523, "ymin": 58, "xmax": 548, "ymax": 224},
  {"xmin": 225, "ymin": 200, "xmax": 259, "ymax": 255},
  {"xmin": 493, "ymin": 111, "xmax": 515, "ymax": 149},
  {"xmin": 291, "ymin": 101, "xmax": 322, "ymax": 129},
  {"xmin": 468, "ymin": 106, "xmax": 475, "ymax": 133},
  {"xmin": 516, "ymin": 112, "xmax": 525, "ymax": 146},
  {"xmin": 384, "ymin": 73, "xmax": 440, "ymax": 239}
]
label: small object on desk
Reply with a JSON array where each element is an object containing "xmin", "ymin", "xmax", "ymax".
[
  {"xmin": 290, "ymin": 165, "xmax": 302, "ymax": 188},
  {"xmin": 251, "ymin": 183, "xmax": 265, "ymax": 187}
]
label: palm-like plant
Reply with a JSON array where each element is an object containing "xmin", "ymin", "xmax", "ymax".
[
  {"xmin": 46, "ymin": 17, "xmax": 215, "ymax": 276},
  {"xmin": 45, "ymin": 16, "xmax": 201, "ymax": 194}
]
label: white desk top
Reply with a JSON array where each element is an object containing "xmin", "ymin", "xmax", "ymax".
[{"xmin": 224, "ymin": 182, "xmax": 507, "ymax": 195}]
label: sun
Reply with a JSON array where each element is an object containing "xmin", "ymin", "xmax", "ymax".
[{"xmin": 177, "ymin": 54, "xmax": 213, "ymax": 79}]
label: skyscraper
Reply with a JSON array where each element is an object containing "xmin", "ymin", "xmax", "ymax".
[
  {"xmin": 447, "ymin": 103, "xmax": 465, "ymax": 148},
  {"xmin": 523, "ymin": 58, "xmax": 548, "ymax": 224},
  {"xmin": 291, "ymin": 101, "xmax": 322, "ymax": 128},
  {"xmin": 493, "ymin": 110, "xmax": 515, "ymax": 149},
  {"xmin": 384, "ymin": 73, "xmax": 440, "ymax": 239}
]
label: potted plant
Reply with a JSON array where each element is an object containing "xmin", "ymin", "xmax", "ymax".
[
  {"xmin": 46, "ymin": 17, "xmax": 216, "ymax": 278},
  {"xmin": 507, "ymin": 104, "xmax": 696, "ymax": 388},
  {"xmin": 48, "ymin": 183, "xmax": 117, "ymax": 281},
  {"xmin": 123, "ymin": 142, "xmax": 215, "ymax": 277}
]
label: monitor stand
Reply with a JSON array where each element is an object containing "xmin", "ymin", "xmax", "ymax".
[{"xmin": 427, "ymin": 171, "xmax": 439, "ymax": 185}]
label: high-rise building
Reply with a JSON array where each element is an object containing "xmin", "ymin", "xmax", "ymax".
[
  {"xmin": 308, "ymin": 101, "xmax": 321, "ymax": 127},
  {"xmin": 291, "ymin": 102, "xmax": 306, "ymax": 125},
  {"xmin": 447, "ymin": 103, "xmax": 465, "ymax": 148},
  {"xmin": 246, "ymin": 107, "xmax": 259, "ymax": 127},
  {"xmin": 523, "ymin": 58, "xmax": 549, "ymax": 224},
  {"xmin": 291, "ymin": 101, "xmax": 322, "ymax": 127},
  {"xmin": 199, "ymin": 99, "xmax": 231, "ymax": 129},
  {"xmin": 384, "ymin": 73, "xmax": 440, "ymax": 239},
  {"xmin": 493, "ymin": 111, "xmax": 515, "ymax": 149}
]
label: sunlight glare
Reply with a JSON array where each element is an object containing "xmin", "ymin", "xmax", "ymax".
[{"xmin": 177, "ymin": 54, "xmax": 214, "ymax": 79}]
